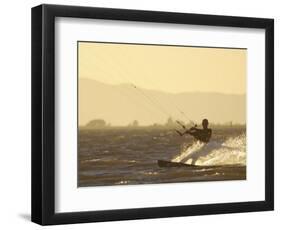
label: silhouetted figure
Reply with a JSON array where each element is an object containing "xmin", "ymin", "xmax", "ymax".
[{"xmin": 176, "ymin": 119, "xmax": 212, "ymax": 143}]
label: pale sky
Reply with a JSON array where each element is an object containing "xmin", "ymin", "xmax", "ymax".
[{"xmin": 78, "ymin": 42, "xmax": 246, "ymax": 95}]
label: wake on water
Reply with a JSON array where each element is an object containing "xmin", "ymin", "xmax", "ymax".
[{"xmin": 172, "ymin": 133, "xmax": 246, "ymax": 166}]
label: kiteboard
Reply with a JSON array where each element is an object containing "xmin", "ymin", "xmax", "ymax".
[
  {"xmin": 157, "ymin": 160, "xmax": 243, "ymax": 168},
  {"xmin": 157, "ymin": 160, "xmax": 196, "ymax": 168}
]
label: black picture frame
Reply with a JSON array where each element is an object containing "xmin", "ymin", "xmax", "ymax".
[{"xmin": 31, "ymin": 4, "xmax": 274, "ymax": 225}]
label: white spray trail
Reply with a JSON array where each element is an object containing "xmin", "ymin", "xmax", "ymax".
[{"xmin": 172, "ymin": 133, "xmax": 246, "ymax": 166}]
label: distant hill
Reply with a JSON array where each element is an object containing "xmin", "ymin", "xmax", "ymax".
[{"xmin": 79, "ymin": 78, "xmax": 246, "ymax": 126}]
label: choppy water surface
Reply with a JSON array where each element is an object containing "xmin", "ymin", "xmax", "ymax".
[{"xmin": 78, "ymin": 127, "xmax": 246, "ymax": 187}]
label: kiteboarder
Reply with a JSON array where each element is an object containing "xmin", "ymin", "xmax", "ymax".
[{"xmin": 176, "ymin": 119, "xmax": 212, "ymax": 143}]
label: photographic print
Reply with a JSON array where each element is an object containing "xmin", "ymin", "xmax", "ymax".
[{"xmin": 78, "ymin": 41, "xmax": 247, "ymax": 187}]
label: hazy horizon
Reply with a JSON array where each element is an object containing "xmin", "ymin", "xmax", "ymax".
[{"xmin": 78, "ymin": 78, "xmax": 246, "ymax": 126}]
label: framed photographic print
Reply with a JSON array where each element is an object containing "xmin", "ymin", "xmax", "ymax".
[{"xmin": 31, "ymin": 4, "xmax": 274, "ymax": 225}]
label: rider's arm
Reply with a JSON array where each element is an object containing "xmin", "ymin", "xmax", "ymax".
[{"xmin": 188, "ymin": 128, "xmax": 199, "ymax": 136}]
